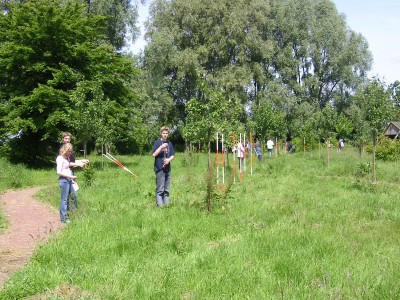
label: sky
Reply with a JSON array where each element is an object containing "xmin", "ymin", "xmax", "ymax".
[
  {"xmin": 131, "ymin": 1, "xmax": 400, "ymax": 84},
  {"xmin": 333, "ymin": 0, "xmax": 400, "ymax": 84}
]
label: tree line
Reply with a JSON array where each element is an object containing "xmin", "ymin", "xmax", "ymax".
[{"xmin": 0, "ymin": 0, "xmax": 399, "ymax": 167}]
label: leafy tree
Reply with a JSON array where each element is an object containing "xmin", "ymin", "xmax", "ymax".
[
  {"xmin": 145, "ymin": 0, "xmax": 274, "ymax": 128},
  {"xmin": 335, "ymin": 113, "xmax": 353, "ymax": 141},
  {"xmin": 0, "ymin": 0, "xmax": 140, "ymax": 166},
  {"xmin": 388, "ymin": 80, "xmax": 400, "ymax": 121},
  {"xmin": 84, "ymin": 0, "xmax": 141, "ymax": 50},
  {"xmin": 1, "ymin": 0, "xmax": 141, "ymax": 50},
  {"xmin": 139, "ymin": 31, "xmax": 179, "ymax": 143},
  {"xmin": 252, "ymin": 100, "xmax": 286, "ymax": 142},
  {"xmin": 144, "ymin": 0, "xmax": 372, "ymax": 140},
  {"xmin": 271, "ymin": 0, "xmax": 372, "ymax": 108},
  {"xmin": 181, "ymin": 72, "xmax": 242, "ymax": 158},
  {"xmin": 298, "ymin": 111, "xmax": 323, "ymax": 151},
  {"xmin": 345, "ymin": 103, "xmax": 369, "ymax": 156},
  {"xmin": 181, "ymin": 71, "xmax": 242, "ymax": 211},
  {"xmin": 353, "ymin": 78, "xmax": 392, "ymax": 182}
]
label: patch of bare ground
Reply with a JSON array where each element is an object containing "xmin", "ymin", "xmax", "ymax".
[{"xmin": 0, "ymin": 187, "xmax": 64, "ymax": 287}]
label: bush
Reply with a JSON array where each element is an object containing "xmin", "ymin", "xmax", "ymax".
[{"xmin": 365, "ymin": 134, "xmax": 400, "ymax": 161}]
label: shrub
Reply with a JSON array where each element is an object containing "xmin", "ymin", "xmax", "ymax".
[{"xmin": 365, "ymin": 134, "xmax": 400, "ymax": 161}]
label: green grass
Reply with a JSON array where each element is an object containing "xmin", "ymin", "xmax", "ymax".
[{"xmin": 1, "ymin": 148, "xmax": 400, "ymax": 299}]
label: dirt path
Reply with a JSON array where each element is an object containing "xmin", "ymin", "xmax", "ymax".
[{"xmin": 0, "ymin": 187, "xmax": 64, "ymax": 286}]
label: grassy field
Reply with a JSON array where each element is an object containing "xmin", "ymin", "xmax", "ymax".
[{"xmin": 0, "ymin": 147, "xmax": 400, "ymax": 299}]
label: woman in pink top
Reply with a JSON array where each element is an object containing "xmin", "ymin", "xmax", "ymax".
[{"xmin": 56, "ymin": 143, "xmax": 77, "ymax": 223}]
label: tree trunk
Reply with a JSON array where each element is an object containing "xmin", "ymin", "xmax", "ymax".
[{"xmin": 83, "ymin": 141, "xmax": 88, "ymax": 159}]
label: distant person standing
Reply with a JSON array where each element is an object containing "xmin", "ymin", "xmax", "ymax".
[
  {"xmin": 152, "ymin": 126, "xmax": 175, "ymax": 207},
  {"xmin": 237, "ymin": 140, "xmax": 245, "ymax": 171},
  {"xmin": 288, "ymin": 143, "xmax": 296, "ymax": 154},
  {"xmin": 254, "ymin": 139, "xmax": 262, "ymax": 161},
  {"xmin": 338, "ymin": 139, "xmax": 344, "ymax": 152},
  {"xmin": 267, "ymin": 138, "xmax": 274, "ymax": 157}
]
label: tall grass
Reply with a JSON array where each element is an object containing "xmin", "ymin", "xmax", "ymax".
[{"xmin": 1, "ymin": 148, "xmax": 400, "ymax": 299}]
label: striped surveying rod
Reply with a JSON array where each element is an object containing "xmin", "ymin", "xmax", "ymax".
[
  {"xmin": 222, "ymin": 133, "xmax": 225, "ymax": 192},
  {"xmin": 233, "ymin": 132, "xmax": 237, "ymax": 183},
  {"xmin": 216, "ymin": 132, "xmax": 220, "ymax": 192},
  {"xmin": 102, "ymin": 152, "xmax": 137, "ymax": 178},
  {"xmin": 239, "ymin": 133, "xmax": 243, "ymax": 181},
  {"xmin": 243, "ymin": 133, "xmax": 246, "ymax": 175},
  {"xmin": 249, "ymin": 132, "xmax": 253, "ymax": 175}
]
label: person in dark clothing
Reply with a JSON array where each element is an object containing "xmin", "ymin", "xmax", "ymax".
[
  {"xmin": 288, "ymin": 143, "xmax": 296, "ymax": 154},
  {"xmin": 152, "ymin": 126, "xmax": 175, "ymax": 207},
  {"xmin": 254, "ymin": 139, "xmax": 262, "ymax": 161}
]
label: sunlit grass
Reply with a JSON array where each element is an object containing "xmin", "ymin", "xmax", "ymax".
[{"xmin": 1, "ymin": 148, "xmax": 400, "ymax": 299}]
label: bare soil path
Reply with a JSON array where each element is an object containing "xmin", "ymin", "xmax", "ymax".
[{"xmin": 0, "ymin": 187, "xmax": 64, "ymax": 286}]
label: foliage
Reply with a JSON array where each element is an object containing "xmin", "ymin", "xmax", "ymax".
[
  {"xmin": 0, "ymin": 0, "xmax": 141, "ymax": 167},
  {"xmin": 252, "ymin": 100, "xmax": 287, "ymax": 141},
  {"xmin": 388, "ymin": 80, "xmax": 400, "ymax": 121},
  {"xmin": 82, "ymin": 163, "xmax": 95, "ymax": 187},
  {"xmin": 181, "ymin": 72, "xmax": 242, "ymax": 146},
  {"xmin": 353, "ymin": 78, "xmax": 393, "ymax": 181},
  {"xmin": 365, "ymin": 134, "xmax": 400, "ymax": 161},
  {"xmin": 354, "ymin": 161, "xmax": 371, "ymax": 178},
  {"xmin": 353, "ymin": 78, "xmax": 393, "ymax": 138},
  {"xmin": 335, "ymin": 113, "xmax": 354, "ymax": 140},
  {"xmin": 144, "ymin": 0, "xmax": 372, "ymax": 135},
  {"xmin": 1, "ymin": 0, "xmax": 140, "ymax": 50},
  {"xmin": 84, "ymin": 0, "xmax": 140, "ymax": 50},
  {"xmin": 1, "ymin": 0, "xmax": 398, "ymax": 168}
]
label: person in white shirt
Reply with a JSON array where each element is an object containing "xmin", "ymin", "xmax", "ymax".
[
  {"xmin": 267, "ymin": 139, "xmax": 274, "ymax": 157},
  {"xmin": 56, "ymin": 143, "xmax": 76, "ymax": 223},
  {"xmin": 237, "ymin": 141, "xmax": 245, "ymax": 171}
]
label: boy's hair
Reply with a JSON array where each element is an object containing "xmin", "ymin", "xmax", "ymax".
[
  {"xmin": 62, "ymin": 132, "xmax": 72, "ymax": 139},
  {"xmin": 160, "ymin": 126, "xmax": 169, "ymax": 134}
]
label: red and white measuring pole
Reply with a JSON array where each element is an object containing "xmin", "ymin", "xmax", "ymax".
[{"xmin": 102, "ymin": 152, "xmax": 137, "ymax": 178}]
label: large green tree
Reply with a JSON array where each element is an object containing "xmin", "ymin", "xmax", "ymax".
[
  {"xmin": 271, "ymin": 0, "xmax": 372, "ymax": 107},
  {"xmin": 353, "ymin": 78, "xmax": 392, "ymax": 182},
  {"xmin": 143, "ymin": 0, "xmax": 372, "ymax": 139},
  {"xmin": 0, "ymin": 0, "xmax": 140, "ymax": 166},
  {"xmin": 145, "ymin": 0, "xmax": 273, "ymax": 126},
  {"xmin": 84, "ymin": 0, "xmax": 141, "ymax": 50},
  {"xmin": 1, "ymin": 0, "xmax": 141, "ymax": 50}
]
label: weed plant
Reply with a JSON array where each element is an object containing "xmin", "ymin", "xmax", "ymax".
[{"xmin": 1, "ymin": 148, "xmax": 400, "ymax": 299}]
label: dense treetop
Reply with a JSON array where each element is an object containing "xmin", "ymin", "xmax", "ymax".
[{"xmin": 0, "ymin": 0, "xmax": 398, "ymax": 167}]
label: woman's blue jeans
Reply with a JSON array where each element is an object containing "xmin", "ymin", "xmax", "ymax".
[{"xmin": 58, "ymin": 177, "xmax": 72, "ymax": 222}]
